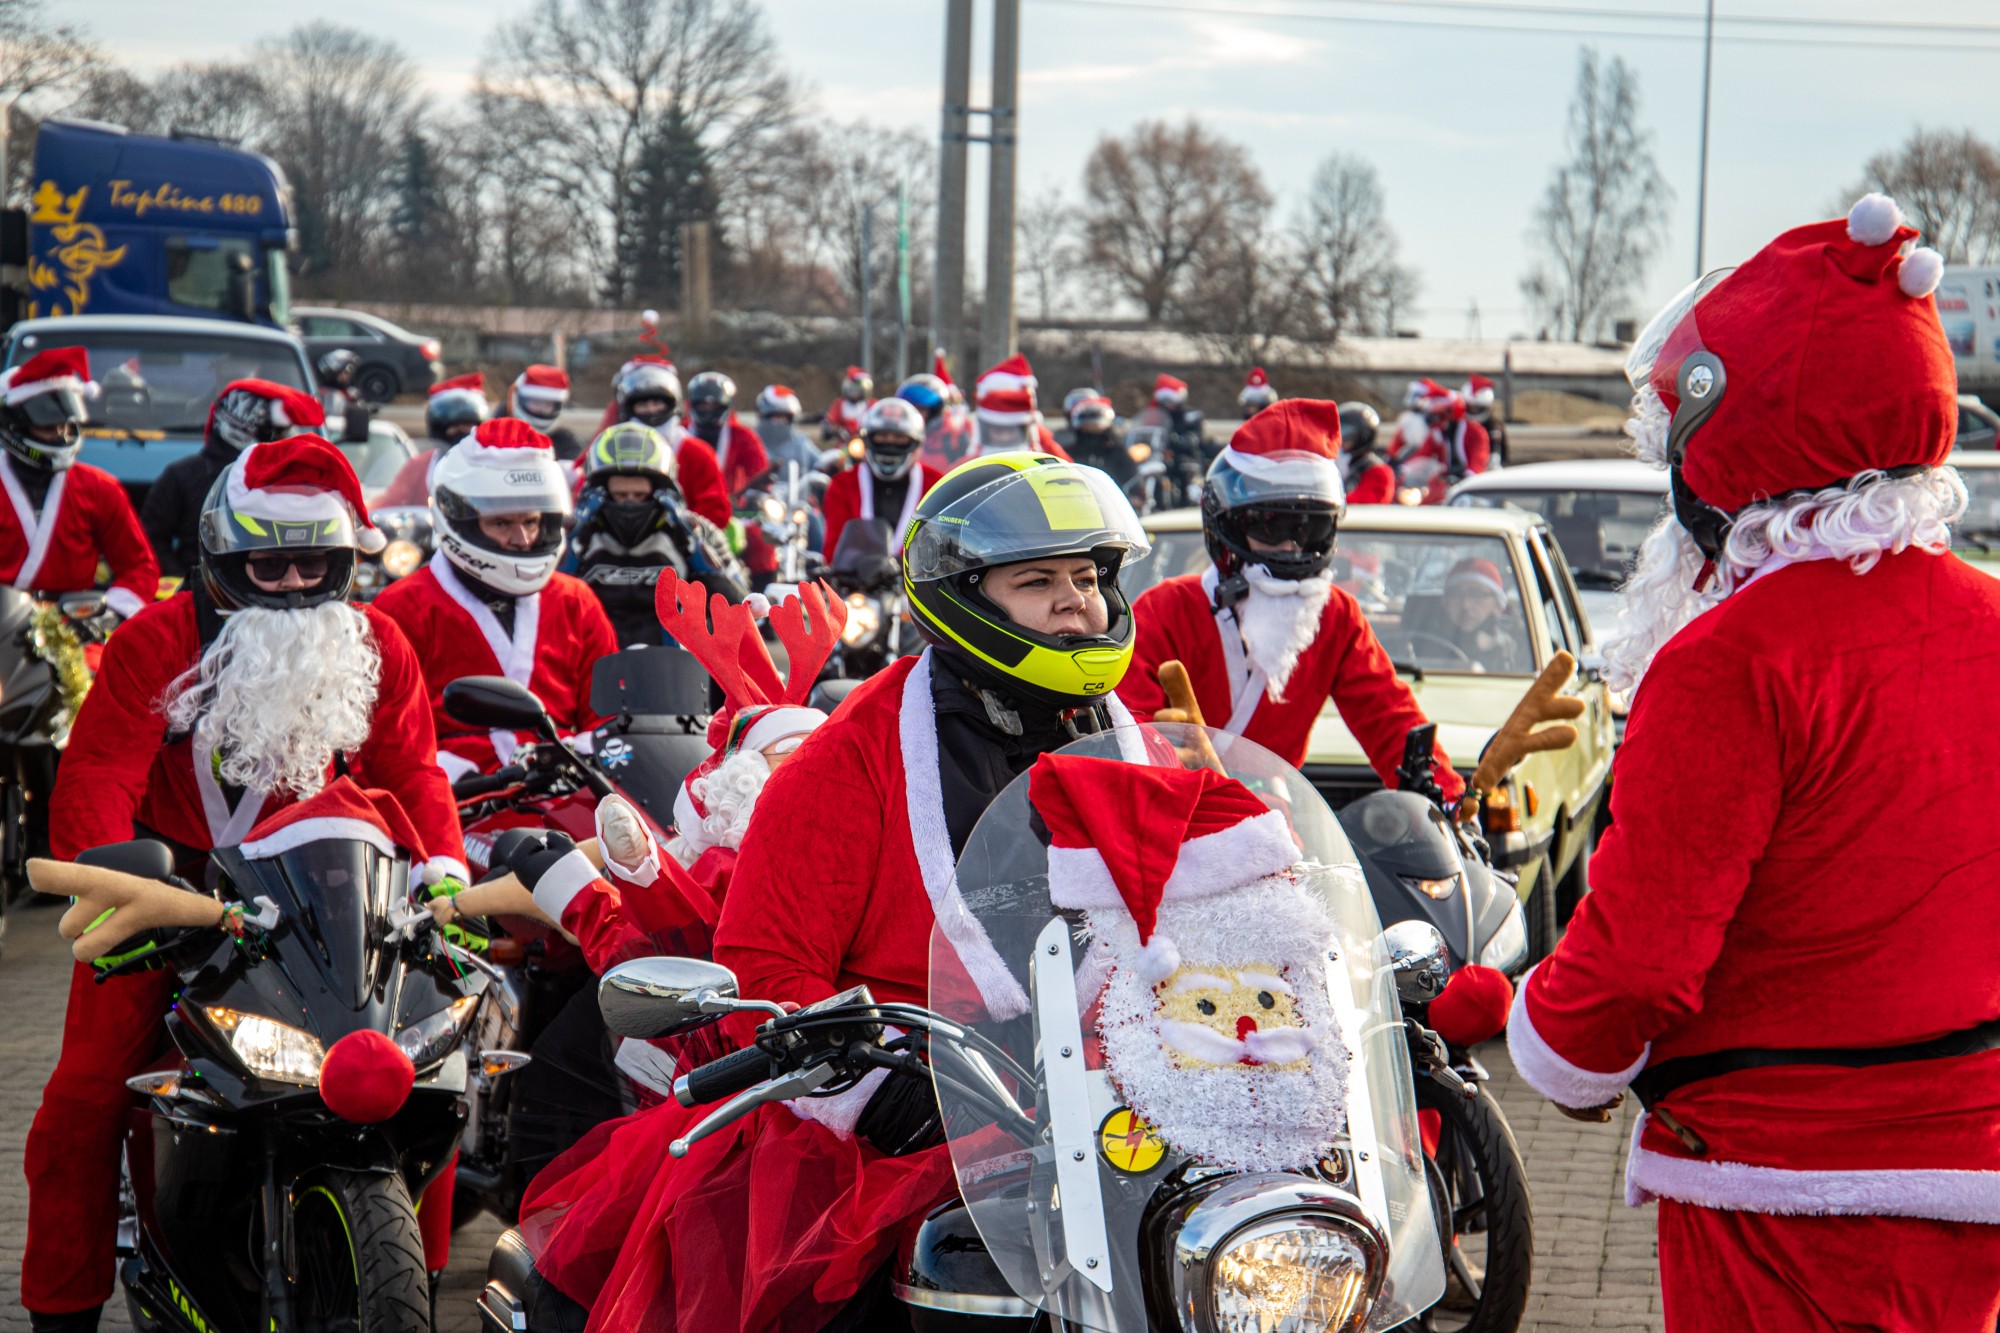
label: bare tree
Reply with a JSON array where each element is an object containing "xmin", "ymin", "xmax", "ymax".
[
  {"xmin": 0, "ymin": 0, "xmax": 96, "ymax": 202},
  {"xmin": 1017, "ymin": 182, "xmax": 1076, "ymax": 321},
  {"xmin": 1297, "ymin": 153, "xmax": 1415, "ymax": 341},
  {"xmin": 1078, "ymin": 117, "xmax": 1271, "ymax": 322},
  {"xmin": 802, "ymin": 119, "xmax": 935, "ymax": 323},
  {"xmin": 1182, "ymin": 221, "xmax": 1315, "ymax": 365},
  {"xmin": 1847, "ymin": 128, "xmax": 2000, "ymax": 264},
  {"xmin": 1521, "ymin": 48, "xmax": 1673, "ymax": 342}
]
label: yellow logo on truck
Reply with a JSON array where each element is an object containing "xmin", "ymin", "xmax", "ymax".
[{"xmin": 26, "ymin": 180, "xmax": 126, "ymax": 318}]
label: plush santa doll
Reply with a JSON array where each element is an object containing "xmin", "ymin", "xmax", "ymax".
[
  {"xmin": 1507, "ymin": 195, "xmax": 2000, "ymax": 1330},
  {"xmin": 1119, "ymin": 399, "xmax": 1463, "ymax": 799},
  {"xmin": 973, "ymin": 353, "xmax": 1071, "ymax": 460}
]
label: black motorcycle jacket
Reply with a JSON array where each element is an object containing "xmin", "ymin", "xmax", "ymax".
[
  {"xmin": 1065, "ymin": 428, "xmax": 1136, "ymax": 486},
  {"xmin": 141, "ymin": 430, "xmax": 239, "ymax": 579},
  {"xmin": 570, "ymin": 487, "xmax": 746, "ymax": 645}
]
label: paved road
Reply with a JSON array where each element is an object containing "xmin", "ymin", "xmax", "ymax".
[{"xmin": 0, "ymin": 899, "xmax": 1660, "ymax": 1332}]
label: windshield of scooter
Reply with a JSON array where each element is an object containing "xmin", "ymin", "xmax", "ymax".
[{"xmin": 929, "ymin": 724, "xmax": 1444, "ymax": 1333}]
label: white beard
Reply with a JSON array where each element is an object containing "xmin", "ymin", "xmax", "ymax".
[
  {"xmin": 1236, "ymin": 565, "xmax": 1331, "ymax": 701},
  {"xmin": 162, "ymin": 602, "xmax": 380, "ymax": 798},
  {"xmin": 667, "ymin": 747, "xmax": 771, "ymax": 865}
]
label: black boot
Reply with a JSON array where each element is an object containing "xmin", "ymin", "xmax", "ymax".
[{"xmin": 29, "ymin": 1307, "xmax": 102, "ymax": 1333}]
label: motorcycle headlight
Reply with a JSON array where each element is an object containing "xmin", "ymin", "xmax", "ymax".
[
  {"xmin": 1479, "ymin": 896, "xmax": 1529, "ymax": 973},
  {"xmin": 759, "ymin": 495, "xmax": 785, "ymax": 523},
  {"xmin": 380, "ymin": 538, "xmax": 423, "ymax": 580},
  {"xmin": 207, "ymin": 1006, "xmax": 325, "ymax": 1084},
  {"xmin": 842, "ymin": 593, "xmax": 882, "ymax": 646},
  {"xmin": 1404, "ymin": 873, "xmax": 1459, "ymax": 901},
  {"xmin": 1127, "ymin": 441, "xmax": 1152, "ymax": 462},
  {"xmin": 395, "ymin": 994, "xmax": 480, "ymax": 1070},
  {"xmin": 1209, "ymin": 1218, "xmax": 1373, "ymax": 1333}
]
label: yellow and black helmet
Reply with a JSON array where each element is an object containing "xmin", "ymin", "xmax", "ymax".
[{"xmin": 903, "ymin": 453, "xmax": 1151, "ymax": 707}]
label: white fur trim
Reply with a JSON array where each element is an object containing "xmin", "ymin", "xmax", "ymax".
[
  {"xmin": 1221, "ymin": 447, "xmax": 1341, "ymax": 492},
  {"xmin": 975, "ymin": 406, "xmax": 1034, "ymax": 426},
  {"xmin": 1847, "ymin": 192, "xmax": 1904, "ymax": 246},
  {"xmin": 672, "ymin": 777, "xmax": 714, "ymax": 857},
  {"xmin": 530, "ymin": 848, "xmax": 603, "ymax": 924},
  {"xmin": 0, "ymin": 454, "xmax": 66, "ymax": 589},
  {"xmin": 421, "ymin": 855, "xmax": 470, "ymax": 886},
  {"xmin": 900, "ymin": 651, "xmax": 1031, "ymax": 1020},
  {"xmin": 614, "ymin": 1038, "xmax": 678, "ymax": 1098},
  {"xmin": 1505, "ymin": 966, "xmax": 1651, "ymax": 1108},
  {"xmin": 104, "ymin": 586, "xmax": 145, "ymax": 619},
  {"xmin": 2, "ymin": 373, "xmax": 91, "ymax": 406},
  {"xmin": 436, "ymin": 750, "xmax": 480, "ymax": 783},
  {"xmin": 240, "ymin": 816, "xmax": 397, "ymax": 862},
  {"xmin": 1900, "ymin": 246, "xmax": 1945, "ymax": 299},
  {"xmin": 738, "ymin": 706, "xmax": 824, "ymax": 756},
  {"xmin": 1045, "ymin": 808, "xmax": 1295, "ymax": 911},
  {"xmin": 976, "ymin": 369, "xmax": 1036, "ymax": 396},
  {"xmin": 1137, "ymin": 935, "xmax": 1181, "ymax": 983},
  {"xmin": 786, "ymin": 1065, "xmax": 889, "ymax": 1139}
]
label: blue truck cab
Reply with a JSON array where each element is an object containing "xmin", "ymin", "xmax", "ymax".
[{"xmin": 23, "ymin": 117, "xmax": 293, "ymax": 328}]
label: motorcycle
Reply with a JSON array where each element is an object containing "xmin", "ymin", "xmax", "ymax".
[
  {"xmin": 743, "ymin": 461, "xmax": 827, "ymax": 589},
  {"xmin": 83, "ymin": 825, "xmax": 500, "ymax": 1332},
  {"xmin": 353, "ymin": 505, "xmax": 435, "ymax": 601},
  {"xmin": 479, "ymin": 722, "xmax": 1462, "ymax": 1332},
  {"xmin": 820, "ymin": 518, "xmax": 910, "ymax": 684}
]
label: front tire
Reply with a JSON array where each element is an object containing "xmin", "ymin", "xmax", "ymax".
[
  {"xmin": 1414, "ymin": 1076, "xmax": 1533, "ymax": 1332},
  {"xmin": 1525, "ymin": 854, "xmax": 1559, "ymax": 962},
  {"xmin": 292, "ymin": 1168, "xmax": 432, "ymax": 1332},
  {"xmin": 1555, "ymin": 831, "xmax": 1591, "ymax": 927}
]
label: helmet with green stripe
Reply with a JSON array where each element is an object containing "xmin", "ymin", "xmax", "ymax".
[
  {"xmin": 584, "ymin": 420, "xmax": 676, "ymax": 488},
  {"xmin": 903, "ymin": 453, "xmax": 1151, "ymax": 707}
]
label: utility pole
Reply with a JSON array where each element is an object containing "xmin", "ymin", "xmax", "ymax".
[
  {"xmin": 980, "ymin": 0, "xmax": 1021, "ymax": 365},
  {"xmin": 1694, "ymin": 0, "xmax": 1716, "ymax": 278},
  {"xmin": 933, "ymin": 0, "xmax": 973, "ymax": 380},
  {"xmin": 895, "ymin": 179, "xmax": 911, "ymax": 382}
]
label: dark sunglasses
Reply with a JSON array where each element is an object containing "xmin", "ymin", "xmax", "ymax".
[
  {"xmin": 246, "ymin": 552, "xmax": 332, "ymax": 583},
  {"xmin": 1242, "ymin": 511, "xmax": 1337, "ymax": 547}
]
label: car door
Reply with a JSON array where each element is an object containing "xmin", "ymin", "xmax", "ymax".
[{"xmin": 1525, "ymin": 526, "xmax": 1613, "ymax": 853}]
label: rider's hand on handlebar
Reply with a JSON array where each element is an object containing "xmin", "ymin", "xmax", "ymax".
[
  {"xmin": 854, "ymin": 1066, "xmax": 944, "ymax": 1157},
  {"xmin": 424, "ymin": 876, "xmax": 491, "ymax": 951},
  {"xmin": 1554, "ymin": 1093, "xmax": 1624, "ymax": 1123}
]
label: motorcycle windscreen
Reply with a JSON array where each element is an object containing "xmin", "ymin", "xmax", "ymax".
[
  {"xmin": 929, "ymin": 724, "xmax": 1444, "ymax": 1333},
  {"xmin": 229, "ymin": 839, "xmax": 406, "ymax": 1014}
]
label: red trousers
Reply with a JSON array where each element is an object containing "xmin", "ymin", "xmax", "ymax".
[
  {"xmin": 24, "ymin": 961, "xmax": 457, "ymax": 1314},
  {"xmin": 1658, "ymin": 1199, "xmax": 2000, "ymax": 1332}
]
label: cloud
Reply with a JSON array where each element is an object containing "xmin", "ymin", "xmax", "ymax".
[{"xmin": 1024, "ymin": 18, "xmax": 1320, "ymax": 92}]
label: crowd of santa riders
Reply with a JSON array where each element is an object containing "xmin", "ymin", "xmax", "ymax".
[{"xmin": 8, "ymin": 189, "xmax": 2000, "ymax": 1333}]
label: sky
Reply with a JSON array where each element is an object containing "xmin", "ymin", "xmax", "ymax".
[{"xmin": 71, "ymin": 0, "xmax": 2000, "ymax": 340}]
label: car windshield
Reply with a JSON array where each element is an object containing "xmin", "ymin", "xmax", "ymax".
[
  {"xmin": 1952, "ymin": 465, "xmax": 2000, "ymax": 550},
  {"xmin": 1450, "ymin": 487, "xmax": 1665, "ymax": 588},
  {"xmin": 6, "ymin": 328, "xmax": 308, "ymax": 435},
  {"xmin": 340, "ymin": 428, "xmax": 415, "ymax": 491}
]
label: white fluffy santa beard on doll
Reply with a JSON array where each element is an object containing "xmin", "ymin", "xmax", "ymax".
[
  {"xmin": 163, "ymin": 601, "xmax": 382, "ymax": 797},
  {"xmin": 1087, "ymin": 879, "xmax": 1352, "ymax": 1173},
  {"xmin": 1603, "ymin": 389, "xmax": 1966, "ymax": 693},
  {"xmin": 666, "ymin": 746, "xmax": 769, "ymax": 866},
  {"xmin": 1236, "ymin": 564, "xmax": 1331, "ymax": 701}
]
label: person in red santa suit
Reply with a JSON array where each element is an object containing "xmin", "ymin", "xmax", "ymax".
[
  {"xmin": 1117, "ymin": 400, "xmax": 1462, "ymax": 798},
  {"xmin": 372, "ymin": 417, "xmax": 619, "ymax": 783},
  {"xmin": 514, "ymin": 453, "xmax": 1156, "ymax": 1330},
  {"xmin": 1338, "ymin": 401, "xmax": 1398, "ymax": 505},
  {"xmin": 1400, "ymin": 380, "xmax": 1491, "ymax": 503},
  {"xmin": 0, "ymin": 348, "xmax": 157, "ymax": 620},
  {"xmin": 1460, "ymin": 373, "xmax": 1507, "ymax": 468},
  {"xmin": 1238, "ymin": 365, "xmax": 1278, "ymax": 417},
  {"xmin": 20, "ymin": 435, "xmax": 467, "ymax": 1330},
  {"xmin": 1506, "ymin": 194, "xmax": 2000, "ymax": 1332},
  {"xmin": 819, "ymin": 397, "xmax": 943, "ymax": 562},
  {"xmin": 601, "ymin": 359, "xmax": 734, "ymax": 528},
  {"xmin": 819, "ymin": 364, "xmax": 874, "ymax": 444},
  {"xmin": 509, "ymin": 362, "xmax": 583, "ymax": 463},
  {"xmin": 685, "ymin": 370, "xmax": 771, "ymax": 505},
  {"xmin": 970, "ymin": 353, "xmax": 1071, "ymax": 460}
]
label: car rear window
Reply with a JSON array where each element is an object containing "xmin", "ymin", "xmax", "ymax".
[
  {"xmin": 7, "ymin": 328, "xmax": 309, "ymax": 435},
  {"xmin": 1451, "ymin": 488, "xmax": 1664, "ymax": 589}
]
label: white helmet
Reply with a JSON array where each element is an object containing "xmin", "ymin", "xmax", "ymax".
[
  {"xmin": 430, "ymin": 417, "xmax": 574, "ymax": 596},
  {"xmin": 859, "ymin": 397, "xmax": 925, "ymax": 481},
  {"xmin": 756, "ymin": 384, "xmax": 802, "ymax": 419}
]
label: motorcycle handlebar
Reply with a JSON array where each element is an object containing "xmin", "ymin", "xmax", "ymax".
[
  {"xmin": 452, "ymin": 764, "xmax": 527, "ymax": 802},
  {"xmin": 675, "ymin": 1043, "xmax": 777, "ymax": 1107}
]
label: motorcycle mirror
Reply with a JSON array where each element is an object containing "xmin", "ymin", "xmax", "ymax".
[
  {"xmin": 442, "ymin": 676, "xmax": 557, "ymax": 739},
  {"xmin": 76, "ymin": 838, "xmax": 175, "ymax": 882},
  {"xmin": 599, "ymin": 957, "xmax": 745, "ymax": 1039},
  {"xmin": 1383, "ymin": 920, "xmax": 1452, "ymax": 1008}
]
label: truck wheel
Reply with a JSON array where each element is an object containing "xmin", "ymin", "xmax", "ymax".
[
  {"xmin": 293, "ymin": 1167, "xmax": 433, "ymax": 1332},
  {"xmin": 1526, "ymin": 854, "xmax": 1559, "ymax": 962},
  {"xmin": 1414, "ymin": 1076, "xmax": 1533, "ymax": 1333},
  {"xmin": 356, "ymin": 365, "xmax": 401, "ymax": 405}
]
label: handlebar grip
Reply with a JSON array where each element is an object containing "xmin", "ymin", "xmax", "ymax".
[
  {"xmin": 675, "ymin": 1044, "xmax": 776, "ymax": 1108},
  {"xmin": 452, "ymin": 764, "xmax": 526, "ymax": 801}
]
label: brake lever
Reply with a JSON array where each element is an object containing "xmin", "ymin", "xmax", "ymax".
[
  {"xmin": 668, "ymin": 1061, "xmax": 840, "ymax": 1158},
  {"xmin": 1405, "ymin": 1018, "xmax": 1477, "ymax": 1099}
]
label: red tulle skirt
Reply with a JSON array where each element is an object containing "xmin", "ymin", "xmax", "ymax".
[{"xmin": 520, "ymin": 1097, "xmax": 957, "ymax": 1332}]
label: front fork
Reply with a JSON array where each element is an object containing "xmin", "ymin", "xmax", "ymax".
[{"xmin": 261, "ymin": 1137, "xmax": 297, "ymax": 1333}]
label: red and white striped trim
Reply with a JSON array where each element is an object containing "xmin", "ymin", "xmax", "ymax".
[
  {"xmin": 1046, "ymin": 808, "xmax": 1295, "ymax": 911},
  {"xmin": 3, "ymin": 373, "xmax": 93, "ymax": 407},
  {"xmin": 1221, "ymin": 446, "xmax": 1343, "ymax": 492},
  {"xmin": 1504, "ymin": 967, "xmax": 1651, "ymax": 1109},
  {"xmin": 241, "ymin": 816, "xmax": 398, "ymax": 863},
  {"xmin": 530, "ymin": 848, "xmax": 604, "ymax": 924}
]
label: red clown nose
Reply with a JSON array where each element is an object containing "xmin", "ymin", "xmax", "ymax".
[{"xmin": 318, "ymin": 1029, "xmax": 416, "ymax": 1124}]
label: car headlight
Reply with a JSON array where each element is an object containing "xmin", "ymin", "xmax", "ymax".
[
  {"xmin": 207, "ymin": 1006, "xmax": 325, "ymax": 1084},
  {"xmin": 842, "ymin": 593, "xmax": 882, "ymax": 646},
  {"xmin": 380, "ymin": 538, "xmax": 423, "ymax": 580},
  {"xmin": 1210, "ymin": 1218, "xmax": 1373, "ymax": 1333},
  {"xmin": 1479, "ymin": 897, "xmax": 1529, "ymax": 973},
  {"xmin": 395, "ymin": 993, "xmax": 480, "ymax": 1070}
]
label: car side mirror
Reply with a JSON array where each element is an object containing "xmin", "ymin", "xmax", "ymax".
[
  {"xmin": 441, "ymin": 676, "xmax": 556, "ymax": 740},
  {"xmin": 1383, "ymin": 920, "xmax": 1451, "ymax": 1008},
  {"xmin": 598, "ymin": 957, "xmax": 746, "ymax": 1039}
]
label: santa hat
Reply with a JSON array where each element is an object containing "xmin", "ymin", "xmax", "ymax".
[
  {"xmin": 458, "ymin": 414, "xmax": 554, "ymax": 463},
  {"xmin": 208, "ymin": 378, "xmax": 325, "ymax": 434},
  {"xmin": 1030, "ymin": 754, "xmax": 1297, "ymax": 983},
  {"xmin": 240, "ymin": 775, "xmax": 426, "ymax": 863},
  {"xmin": 226, "ymin": 434, "xmax": 386, "ymax": 554},
  {"xmin": 975, "ymin": 354, "xmax": 1038, "ymax": 424},
  {"xmin": 430, "ymin": 372, "xmax": 485, "ymax": 399},
  {"xmin": 932, "ymin": 347, "xmax": 952, "ymax": 387},
  {"xmin": 1154, "ymin": 373, "xmax": 1189, "ymax": 406},
  {"xmin": 1667, "ymin": 193, "xmax": 1955, "ymax": 513},
  {"xmin": 1446, "ymin": 557, "xmax": 1506, "ymax": 600},
  {"xmin": 513, "ymin": 364, "xmax": 570, "ymax": 406},
  {"xmin": 671, "ymin": 701, "xmax": 827, "ymax": 849},
  {"xmin": 1218, "ymin": 398, "xmax": 1344, "ymax": 497},
  {"xmin": 2, "ymin": 346, "xmax": 95, "ymax": 406},
  {"xmin": 1461, "ymin": 374, "xmax": 1497, "ymax": 409},
  {"xmin": 1417, "ymin": 378, "xmax": 1464, "ymax": 419}
]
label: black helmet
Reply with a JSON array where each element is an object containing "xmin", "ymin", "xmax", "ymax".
[
  {"xmin": 425, "ymin": 377, "xmax": 490, "ymax": 444},
  {"xmin": 1200, "ymin": 401, "xmax": 1347, "ymax": 584},
  {"xmin": 687, "ymin": 370, "xmax": 737, "ymax": 433},
  {"xmin": 903, "ymin": 454, "xmax": 1150, "ymax": 708},
  {"xmin": 317, "ymin": 348, "xmax": 360, "ymax": 389},
  {"xmin": 1338, "ymin": 401, "xmax": 1380, "ymax": 452},
  {"xmin": 196, "ymin": 438, "xmax": 372, "ymax": 611},
  {"xmin": 208, "ymin": 379, "xmax": 325, "ymax": 456},
  {"xmin": 1068, "ymin": 395, "xmax": 1115, "ymax": 435},
  {"xmin": 0, "ymin": 346, "xmax": 92, "ymax": 472}
]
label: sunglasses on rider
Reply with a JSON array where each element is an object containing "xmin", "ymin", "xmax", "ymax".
[
  {"xmin": 1241, "ymin": 510, "xmax": 1337, "ymax": 549},
  {"xmin": 246, "ymin": 552, "xmax": 332, "ymax": 583}
]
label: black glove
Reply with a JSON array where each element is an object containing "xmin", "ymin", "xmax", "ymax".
[
  {"xmin": 854, "ymin": 1069, "xmax": 943, "ymax": 1157},
  {"xmin": 503, "ymin": 829, "xmax": 579, "ymax": 890}
]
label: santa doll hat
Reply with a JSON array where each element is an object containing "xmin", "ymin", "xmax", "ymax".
[
  {"xmin": 209, "ymin": 378, "xmax": 325, "ymax": 434},
  {"xmin": 1416, "ymin": 378, "xmax": 1464, "ymax": 418},
  {"xmin": 226, "ymin": 434, "xmax": 387, "ymax": 553},
  {"xmin": 513, "ymin": 363, "xmax": 570, "ymax": 405},
  {"xmin": 239, "ymin": 775, "xmax": 427, "ymax": 863},
  {"xmin": 932, "ymin": 347, "xmax": 953, "ymax": 386},
  {"xmin": 1029, "ymin": 753, "xmax": 1298, "ymax": 983},
  {"xmin": 1461, "ymin": 374, "xmax": 1496, "ymax": 408},
  {"xmin": 975, "ymin": 354, "xmax": 1039, "ymax": 424},
  {"xmin": 1218, "ymin": 398, "xmax": 1345, "ymax": 497},
  {"xmin": 1154, "ymin": 373, "xmax": 1189, "ymax": 405},
  {"xmin": 1667, "ymin": 193, "xmax": 1955, "ymax": 514},
  {"xmin": 2, "ymin": 346, "xmax": 96, "ymax": 405}
]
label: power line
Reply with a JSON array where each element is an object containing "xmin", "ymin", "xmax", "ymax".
[
  {"xmin": 1276, "ymin": 0, "xmax": 2000, "ymax": 38},
  {"xmin": 1028, "ymin": 0, "xmax": 2000, "ymax": 54}
]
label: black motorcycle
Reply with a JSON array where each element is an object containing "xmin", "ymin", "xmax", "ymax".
[
  {"xmin": 88, "ymin": 827, "xmax": 499, "ymax": 1332},
  {"xmin": 821, "ymin": 518, "xmax": 909, "ymax": 684}
]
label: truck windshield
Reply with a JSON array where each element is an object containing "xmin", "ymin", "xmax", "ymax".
[
  {"xmin": 266, "ymin": 248, "xmax": 292, "ymax": 328},
  {"xmin": 7, "ymin": 328, "xmax": 308, "ymax": 434}
]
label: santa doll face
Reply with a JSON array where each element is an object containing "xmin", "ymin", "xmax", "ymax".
[{"xmin": 1153, "ymin": 963, "xmax": 1311, "ymax": 1070}]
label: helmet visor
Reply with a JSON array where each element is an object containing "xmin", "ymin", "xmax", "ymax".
[
  {"xmin": 18, "ymin": 386, "xmax": 89, "ymax": 428},
  {"xmin": 1625, "ymin": 267, "xmax": 1734, "ymax": 405},
  {"xmin": 906, "ymin": 461, "xmax": 1150, "ymax": 582},
  {"xmin": 1205, "ymin": 449, "xmax": 1344, "ymax": 511}
]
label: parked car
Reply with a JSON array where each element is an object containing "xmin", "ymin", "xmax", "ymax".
[
  {"xmin": 2, "ymin": 314, "xmax": 313, "ymax": 509},
  {"xmin": 1949, "ymin": 451, "xmax": 2000, "ymax": 580},
  {"xmin": 1957, "ymin": 394, "xmax": 2000, "ymax": 451},
  {"xmin": 293, "ymin": 305, "xmax": 443, "ymax": 405},
  {"xmin": 1125, "ymin": 504, "xmax": 1616, "ymax": 955}
]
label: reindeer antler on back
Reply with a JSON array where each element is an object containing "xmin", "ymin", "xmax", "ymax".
[
  {"xmin": 654, "ymin": 568, "xmax": 784, "ymax": 706},
  {"xmin": 1457, "ymin": 650, "xmax": 1586, "ymax": 822},
  {"xmin": 770, "ymin": 580, "xmax": 848, "ymax": 705}
]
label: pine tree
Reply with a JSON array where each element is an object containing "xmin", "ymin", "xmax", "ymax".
[{"xmin": 613, "ymin": 99, "xmax": 723, "ymax": 306}]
